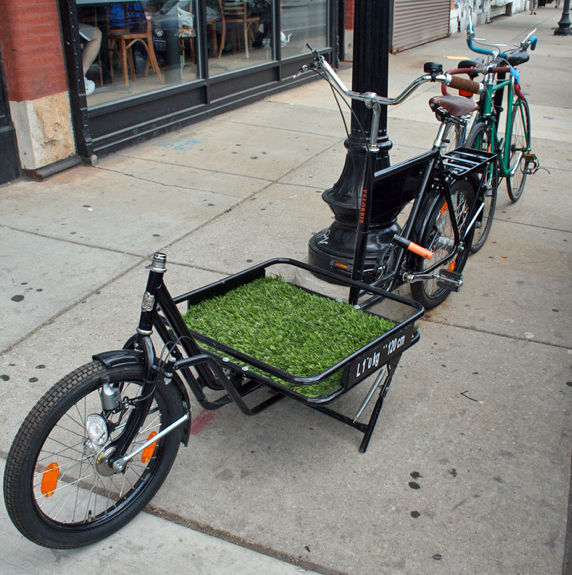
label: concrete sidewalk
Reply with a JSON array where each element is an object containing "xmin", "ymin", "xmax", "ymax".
[{"xmin": 1, "ymin": 8, "xmax": 571, "ymax": 575}]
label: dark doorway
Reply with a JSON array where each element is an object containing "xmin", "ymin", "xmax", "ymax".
[{"xmin": 0, "ymin": 44, "xmax": 20, "ymax": 185}]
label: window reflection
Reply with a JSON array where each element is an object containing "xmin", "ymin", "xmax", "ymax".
[
  {"xmin": 207, "ymin": 0, "xmax": 273, "ymax": 78},
  {"xmin": 281, "ymin": 0, "xmax": 327, "ymax": 59},
  {"xmin": 76, "ymin": 0, "xmax": 327, "ymax": 106},
  {"xmin": 77, "ymin": 0, "xmax": 199, "ymax": 106}
]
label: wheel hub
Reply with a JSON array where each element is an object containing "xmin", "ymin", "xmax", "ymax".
[{"xmin": 94, "ymin": 446, "xmax": 118, "ymax": 477}]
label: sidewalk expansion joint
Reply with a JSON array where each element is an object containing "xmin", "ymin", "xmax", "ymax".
[
  {"xmin": 493, "ymin": 218, "xmax": 572, "ymax": 236},
  {"xmin": 0, "ymin": 259, "xmax": 145, "ymax": 356},
  {"xmin": 144, "ymin": 504, "xmax": 349, "ymax": 575},
  {"xmin": 97, "ymin": 160, "xmax": 275, "ymax": 188},
  {"xmin": 422, "ymin": 317, "xmax": 570, "ymax": 350},
  {"xmin": 0, "ymin": 224, "xmax": 148, "ymax": 260},
  {"xmin": 224, "ymin": 117, "xmax": 347, "ymax": 141}
]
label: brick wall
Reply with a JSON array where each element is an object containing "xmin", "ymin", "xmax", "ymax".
[
  {"xmin": 0, "ymin": 0, "xmax": 68, "ymax": 102},
  {"xmin": 345, "ymin": 0, "xmax": 355, "ymax": 30}
]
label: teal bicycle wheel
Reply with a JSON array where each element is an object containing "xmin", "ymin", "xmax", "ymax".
[
  {"xmin": 465, "ymin": 121, "xmax": 498, "ymax": 253},
  {"xmin": 506, "ymin": 98, "xmax": 531, "ymax": 203}
]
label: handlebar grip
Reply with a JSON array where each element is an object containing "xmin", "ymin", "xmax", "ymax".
[
  {"xmin": 407, "ymin": 241, "xmax": 433, "ymax": 260},
  {"xmin": 530, "ymin": 35, "xmax": 538, "ymax": 50},
  {"xmin": 448, "ymin": 75, "xmax": 481, "ymax": 94}
]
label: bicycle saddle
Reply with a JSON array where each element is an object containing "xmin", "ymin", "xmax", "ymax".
[
  {"xmin": 503, "ymin": 49, "xmax": 530, "ymax": 66},
  {"xmin": 429, "ymin": 95, "xmax": 478, "ymax": 118}
]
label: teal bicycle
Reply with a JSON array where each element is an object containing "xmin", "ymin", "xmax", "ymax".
[
  {"xmin": 436, "ymin": 20, "xmax": 539, "ymax": 252},
  {"xmin": 465, "ymin": 21, "xmax": 539, "ymax": 203}
]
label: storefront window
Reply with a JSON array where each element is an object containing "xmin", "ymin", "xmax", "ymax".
[
  {"xmin": 207, "ymin": 0, "xmax": 273, "ymax": 78},
  {"xmin": 280, "ymin": 0, "xmax": 327, "ymax": 59},
  {"xmin": 77, "ymin": 0, "xmax": 200, "ymax": 106},
  {"xmin": 69, "ymin": 0, "xmax": 333, "ymax": 154}
]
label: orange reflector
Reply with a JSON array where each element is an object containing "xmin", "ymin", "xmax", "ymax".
[
  {"xmin": 334, "ymin": 262, "xmax": 348, "ymax": 270},
  {"xmin": 41, "ymin": 462, "xmax": 60, "ymax": 498},
  {"xmin": 141, "ymin": 432, "xmax": 158, "ymax": 463},
  {"xmin": 448, "ymin": 261, "xmax": 456, "ymax": 271},
  {"xmin": 440, "ymin": 203, "xmax": 448, "ymax": 215}
]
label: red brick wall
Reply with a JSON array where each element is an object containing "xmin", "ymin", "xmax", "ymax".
[
  {"xmin": 0, "ymin": 0, "xmax": 68, "ymax": 102},
  {"xmin": 345, "ymin": 0, "xmax": 354, "ymax": 31}
]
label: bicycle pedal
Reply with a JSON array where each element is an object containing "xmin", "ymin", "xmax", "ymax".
[
  {"xmin": 437, "ymin": 269, "xmax": 463, "ymax": 292},
  {"xmin": 524, "ymin": 153, "xmax": 539, "ymax": 175}
]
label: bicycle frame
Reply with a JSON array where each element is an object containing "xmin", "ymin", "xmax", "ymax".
[
  {"xmin": 101, "ymin": 254, "xmax": 425, "ymax": 455},
  {"xmin": 478, "ymin": 70, "xmax": 530, "ymax": 179},
  {"xmin": 305, "ymin": 54, "xmax": 497, "ymax": 298},
  {"xmin": 350, "ymin": 148, "xmax": 464, "ymax": 294}
]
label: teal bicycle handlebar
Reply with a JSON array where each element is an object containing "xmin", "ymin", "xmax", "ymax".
[
  {"xmin": 529, "ymin": 36, "xmax": 538, "ymax": 50},
  {"xmin": 466, "ymin": 23, "xmax": 537, "ymax": 59}
]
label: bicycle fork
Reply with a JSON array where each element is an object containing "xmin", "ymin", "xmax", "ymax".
[{"xmin": 93, "ymin": 254, "xmax": 193, "ymax": 475}]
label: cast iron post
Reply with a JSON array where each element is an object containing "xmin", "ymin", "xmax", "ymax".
[
  {"xmin": 308, "ymin": 0, "xmax": 395, "ymax": 282},
  {"xmin": 555, "ymin": 0, "xmax": 572, "ymax": 36}
]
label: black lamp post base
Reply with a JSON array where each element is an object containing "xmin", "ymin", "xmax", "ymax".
[
  {"xmin": 308, "ymin": 220, "xmax": 401, "ymax": 284},
  {"xmin": 555, "ymin": 0, "xmax": 572, "ymax": 35}
]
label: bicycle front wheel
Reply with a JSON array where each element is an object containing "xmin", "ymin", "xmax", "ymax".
[
  {"xmin": 506, "ymin": 98, "xmax": 531, "ymax": 202},
  {"xmin": 3, "ymin": 361, "xmax": 184, "ymax": 549},
  {"xmin": 465, "ymin": 122, "xmax": 498, "ymax": 253},
  {"xmin": 410, "ymin": 178, "xmax": 476, "ymax": 309}
]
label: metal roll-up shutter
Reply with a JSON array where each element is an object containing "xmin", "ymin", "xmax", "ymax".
[{"xmin": 392, "ymin": 0, "xmax": 450, "ymax": 54}]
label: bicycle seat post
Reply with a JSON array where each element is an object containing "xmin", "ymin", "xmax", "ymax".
[{"xmin": 433, "ymin": 120, "xmax": 449, "ymax": 151}]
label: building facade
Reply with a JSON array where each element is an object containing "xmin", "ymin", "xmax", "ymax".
[
  {"xmin": 0, "ymin": 0, "xmax": 530, "ymax": 183},
  {"xmin": 0, "ymin": 0, "xmax": 337, "ymax": 180}
]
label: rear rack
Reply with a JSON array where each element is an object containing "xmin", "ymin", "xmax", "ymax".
[{"xmin": 442, "ymin": 147, "xmax": 497, "ymax": 178}]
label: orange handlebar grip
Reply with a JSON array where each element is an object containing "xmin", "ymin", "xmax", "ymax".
[{"xmin": 407, "ymin": 241, "xmax": 433, "ymax": 259}]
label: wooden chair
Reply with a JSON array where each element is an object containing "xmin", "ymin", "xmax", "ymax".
[
  {"xmin": 178, "ymin": 28, "xmax": 196, "ymax": 65},
  {"xmin": 218, "ymin": 1, "xmax": 259, "ymax": 59},
  {"xmin": 108, "ymin": 4, "xmax": 164, "ymax": 87}
]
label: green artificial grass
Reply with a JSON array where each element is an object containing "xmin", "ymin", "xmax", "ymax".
[{"xmin": 183, "ymin": 276, "xmax": 395, "ymax": 398}]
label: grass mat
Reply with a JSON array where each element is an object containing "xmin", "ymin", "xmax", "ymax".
[{"xmin": 183, "ymin": 276, "xmax": 395, "ymax": 398}]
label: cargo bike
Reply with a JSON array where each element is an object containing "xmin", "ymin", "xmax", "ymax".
[
  {"xmin": 4, "ymin": 254, "xmax": 423, "ymax": 548},
  {"xmin": 4, "ymin": 50, "xmax": 495, "ymax": 549}
]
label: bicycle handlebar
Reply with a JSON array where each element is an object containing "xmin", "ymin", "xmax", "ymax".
[
  {"xmin": 466, "ymin": 17, "xmax": 537, "ymax": 60},
  {"xmin": 440, "ymin": 65, "xmax": 513, "ymax": 96},
  {"xmin": 447, "ymin": 75, "xmax": 481, "ymax": 94},
  {"xmin": 300, "ymin": 52, "xmax": 483, "ymax": 108}
]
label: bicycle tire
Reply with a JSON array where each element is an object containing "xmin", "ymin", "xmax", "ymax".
[
  {"xmin": 3, "ymin": 360, "xmax": 183, "ymax": 549},
  {"xmin": 465, "ymin": 122, "xmax": 498, "ymax": 253},
  {"xmin": 410, "ymin": 178, "xmax": 476, "ymax": 309},
  {"xmin": 506, "ymin": 97, "xmax": 531, "ymax": 202}
]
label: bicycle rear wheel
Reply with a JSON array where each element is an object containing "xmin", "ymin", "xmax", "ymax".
[
  {"xmin": 440, "ymin": 121, "xmax": 464, "ymax": 154},
  {"xmin": 465, "ymin": 122, "xmax": 498, "ymax": 253},
  {"xmin": 3, "ymin": 361, "xmax": 184, "ymax": 549},
  {"xmin": 506, "ymin": 98, "xmax": 531, "ymax": 202},
  {"xmin": 410, "ymin": 178, "xmax": 476, "ymax": 309}
]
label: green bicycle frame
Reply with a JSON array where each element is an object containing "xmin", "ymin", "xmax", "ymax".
[{"xmin": 479, "ymin": 71, "xmax": 530, "ymax": 179}]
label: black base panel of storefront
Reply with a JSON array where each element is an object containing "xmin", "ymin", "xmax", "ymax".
[
  {"xmin": 0, "ymin": 45, "xmax": 20, "ymax": 185},
  {"xmin": 0, "ymin": 126, "xmax": 20, "ymax": 185},
  {"xmin": 88, "ymin": 60, "xmax": 321, "ymax": 157}
]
